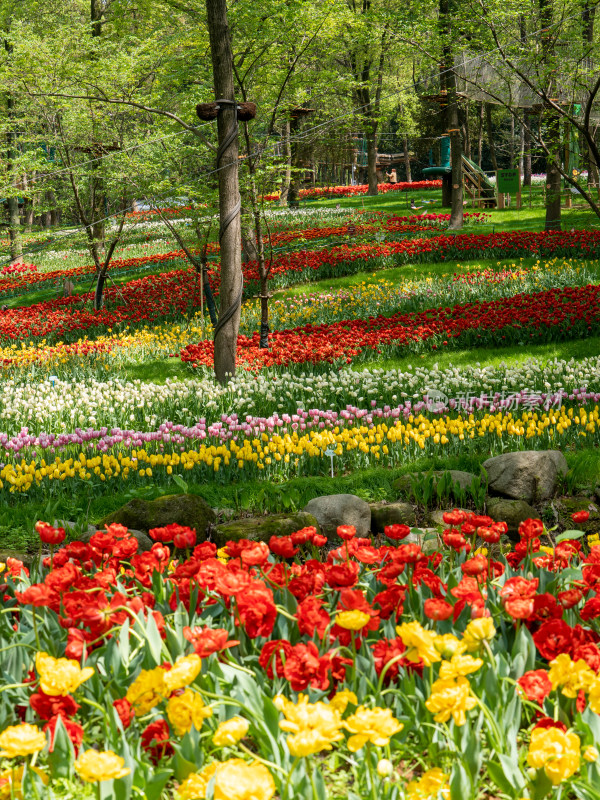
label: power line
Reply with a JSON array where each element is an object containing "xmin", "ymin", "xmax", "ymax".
[{"xmin": 1, "ymin": 8, "xmax": 595, "ymax": 272}]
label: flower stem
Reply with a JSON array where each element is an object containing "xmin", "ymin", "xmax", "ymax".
[
  {"xmin": 366, "ymin": 744, "xmax": 378, "ymax": 800},
  {"xmin": 31, "ymin": 609, "xmax": 41, "ymax": 651},
  {"xmin": 282, "ymin": 756, "xmax": 300, "ymax": 799},
  {"xmin": 310, "ymin": 763, "xmax": 320, "ymax": 800},
  {"xmin": 238, "ymin": 742, "xmax": 286, "ymax": 775}
]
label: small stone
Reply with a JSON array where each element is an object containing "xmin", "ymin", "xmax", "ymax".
[
  {"xmin": 77, "ymin": 528, "xmax": 154, "ymax": 553},
  {"xmin": 53, "ymin": 519, "xmax": 96, "ymax": 537},
  {"xmin": 303, "ymin": 494, "xmax": 371, "ymax": 540},
  {"xmin": 485, "ymin": 497, "xmax": 538, "ymax": 539},
  {"xmin": 370, "ymin": 502, "xmax": 416, "ymax": 532},
  {"xmin": 426, "ymin": 509, "xmax": 471, "ymax": 528},
  {"xmin": 213, "ymin": 512, "xmax": 320, "ymax": 548},
  {"xmin": 100, "ymin": 493, "xmax": 215, "ymax": 540}
]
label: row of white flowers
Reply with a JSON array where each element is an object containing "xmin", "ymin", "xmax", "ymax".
[{"xmin": 2, "ymin": 354, "xmax": 599, "ymax": 436}]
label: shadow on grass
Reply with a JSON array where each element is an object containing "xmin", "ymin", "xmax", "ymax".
[
  {"xmin": 360, "ymin": 336, "xmax": 600, "ymax": 373},
  {"xmin": 121, "ymin": 357, "xmax": 191, "ymax": 383}
]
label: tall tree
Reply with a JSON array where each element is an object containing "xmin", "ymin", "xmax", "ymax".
[
  {"xmin": 440, "ymin": 0, "xmax": 463, "ymax": 229},
  {"xmin": 205, "ymin": 0, "xmax": 243, "ymax": 383},
  {"xmin": 341, "ymin": 1, "xmax": 390, "ymax": 196}
]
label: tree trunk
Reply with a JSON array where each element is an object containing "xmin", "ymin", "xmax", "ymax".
[
  {"xmin": 205, "ymin": 0, "xmax": 243, "ymax": 384},
  {"xmin": 403, "ymin": 135, "xmax": 412, "ymax": 182},
  {"xmin": 485, "ymin": 103, "xmax": 498, "ymax": 171},
  {"xmin": 47, "ymin": 190, "xmax": 60, "ymax": 226},
  {"xmin": 287, "ymin": 112, "xmax": 304, "ymax": 208},
  {"xmin": 4, "ymin": 39, "xmax": 21, "ymax": 264},
  {"xmin": 279, "ymin": 119, "xmax": 291, "ymax": 205},
  {"xmin": 589, "ymin": 125, "xmax": 600, "ymax": 195},
  {"xmin": 477, "ymin": 102, "xmax": 484, "ymax": 168},
  {"xmin": 440, "ymin": 0, "xmax": 463, "ymax": 229},
  {"xmin": 365, "ymin": 126, "xmax": 378, "ymax": 195},
  {"xmin": 583, "ymin": 0, "xmax": 596, "ymax": 43},
  {"xmin": 42, "ymin": 190, "xmax": 52, "ymax": 227},
  {"xmin": 462, "ymin": 101, "xmax": 471, "ymax": 160},
  {"xmin": 519, "ymin": 120, "xmax": 524, "ymax": 177},
  {"xmin": 22, "ymin": 172, "xmax": 34, "ymax": 232},
  {"xmin": 510, "ymin": 113, "xmax": 515, "ymax": 166},
  {"xmin": 91, "ymin": 0, "xmax": 106, "ymax": 246},
  {"xmin": 241, "ymin": 208, "xmax": 258, "ymax": 263},
  {"xmin": 539, "ymin": 0, "xmax": 561, "ymax": 231},
  {"xmin": 545, "ymin": 111, "xmax": 562, "ymax": 230},
  {"xmin": 448, "ymin": 101, "xmax": 464, "ymax": 229},
  {"xmin": 523, "ymin": 110, "xmax": 532, "ymax": 186}
]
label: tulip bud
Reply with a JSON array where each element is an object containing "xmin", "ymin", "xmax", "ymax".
[
  {"xmin": 377, "ymin": 759, "xmax": 394, "ymax": 778},
  {"xmin": 584, "ymin": 745, "xmax": 599, "ymax": 762}
]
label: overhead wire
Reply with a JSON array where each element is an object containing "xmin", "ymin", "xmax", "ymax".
[{"xmin": 0, "ymin": 6, "xmax": 596, "ymax": 273}]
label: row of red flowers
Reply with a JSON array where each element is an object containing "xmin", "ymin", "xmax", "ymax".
[
  {"xmin": 0, "ymin": 269, "xmax": 205, "ymax": 343},
  {"xmin": 179, "ymin": 282, "xmax": 600, "ymax": 370},
  {"xmin": 0, "ymin": 212, "xmax": 484, "ymax": 300},
  {"xmin": 263, "ymin": 180, "xmax": 443, "ymax": 201},
  {"xmin": 1, "ymin": 248, "xmax": 598, "ymax": 350}
]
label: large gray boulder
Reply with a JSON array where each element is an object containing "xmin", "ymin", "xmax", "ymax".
[
  {"xmin": 486, "ymin": 497, "xmax": 538, "ymax": 539},
  {"xmin": 100, "ymin": 493, "xmax": 215, "ymax": 540},
  {"xmin": 370, "ymin": 501, "xmax": 416, "ymax": 532},
  {"xmin": 483, "ymin": 450, "xmax": 568, "ymax": 503},
  {"xmin": 213, "ymin": 512, "xmax": 320, "ymax": 549},
  {"xmin": 303, "ymin": 494, "xmax": 371, "ymax": 540}
]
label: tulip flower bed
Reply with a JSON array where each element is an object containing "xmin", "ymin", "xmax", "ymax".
[
  {"xmin": 1, "ymin": 512, "xmax": 600, "ymax": 800},
  {"xmin": 0, "ymin": 354, "xmax": 599, "ymax": 435},
  {"xmin": 263, "ymin": 179, "xmax": 443, "ymax": 200},
  {"xmin": 0, "ymin": 269, "xmax": 204, "ymax": 343},
  {"xmin": 180, "ymin": 282, "xmax": 600, "ymax": 373},
  {"xmin": 0, "ymin": 257, "xmax": 596, "ymax": 366},
  {"xmin": 0, "ymin": 212, "xmax": 488, "ymax": 301},
  {"xmin": 1, "ymin": 402, "xmax": 599, "ymax": 496}
]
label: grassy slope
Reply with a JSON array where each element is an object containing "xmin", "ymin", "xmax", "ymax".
[
  {"xmin": 4, "ymin": 191, "xmax": 600, "ymax": 548},
  {"xmin": 309, "ymin": 186, "xmax": 600, "ymax": 231}
]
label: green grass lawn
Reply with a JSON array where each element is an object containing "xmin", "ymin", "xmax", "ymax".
[
  {"xmin": 360, "ymin": 335, "xmax": 600, "ymax": 373},
  {"xmin": 275, "ymin": 255, "xmax": 600, "ymax": 297},
  {"xmin": 310, "ymin": 186, "xmax": 600, "ymax": 232}
]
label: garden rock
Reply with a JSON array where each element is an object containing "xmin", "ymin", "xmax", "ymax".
[
  {"xmin": 427, "ymin": 508, "xmax": 471, "ymax": 528},
  {"xmin": 213, "ymin": 512, "xmax": 320, "ymax": 548},
  {"xmin": 77, "ymin": 528, "xmax": 154, "ymax": 553},
  {"xmin": 53, "ymin": 519, "xmax": 96, "ymax": 537},
  {"xmin": 393, "ymin": 470, "xmax": 477, "ymax": 498},
  {"xmin": 483, "ymin": 450, "xmax": 567, "ymax": 503},
  {"xmin": 0, "ymin": 549, "xmax": 33, "ymax": 567},
  {"xmin": 418, "ymin": 528, "xmax": 443, "ymax": 555},
  {"xmin": 555, "ymin": 496, "xmax": 600, "ymax": 538},
  {"xmin": 303, "ymin": 494, "xmax": 371, "ymax": 540},
  {"xmin": 370, "ymin": 501, "xmax": 416, "ymax": 532},
  {"xmin": 100, "ymin": 493, "xmax": 215, "ymax": 539},
  {"xmin": 486, "ymin": 498, "xmax": 537, "ymax": 538}
]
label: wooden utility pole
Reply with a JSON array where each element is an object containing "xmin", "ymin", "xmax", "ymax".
[{"xmin": 205, "ymin": 0, "xmax": 243, "ymax": 383}]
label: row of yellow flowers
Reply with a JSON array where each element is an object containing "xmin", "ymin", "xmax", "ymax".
[{"xmin": 1, "ymin": 405, "xmax": 595, "ymax": 494}]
